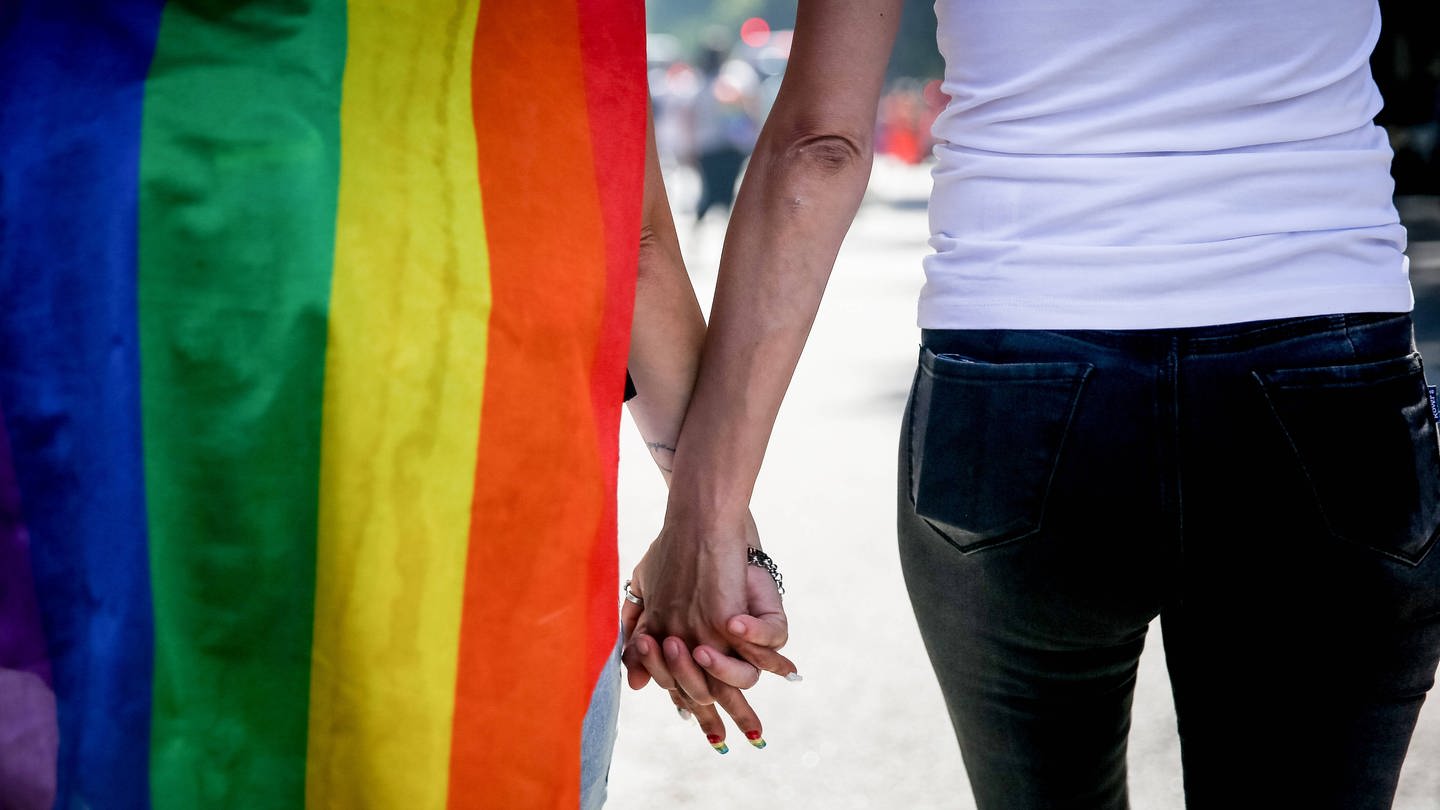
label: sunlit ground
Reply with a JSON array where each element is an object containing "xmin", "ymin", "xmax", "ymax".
[{"xmin": 609, "ymin": 158, "xmax": 1440, "ymax": 809}]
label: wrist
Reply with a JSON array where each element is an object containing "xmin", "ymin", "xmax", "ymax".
[
  {"xmin": 660, "ymin": 493, "xmax": 752, "ymax": 548},
  {"xmin": 664, "ymin": 464, "xmax": 751, "ymax": 520}
]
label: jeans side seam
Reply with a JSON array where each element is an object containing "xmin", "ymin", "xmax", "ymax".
[
  {"xmin": 904, "ymin": 365, "xmax": 922, "ymax": 507},
  {"xmin": 1163, "ymin": 337, "xmax": 1184, "ymax": 581}
]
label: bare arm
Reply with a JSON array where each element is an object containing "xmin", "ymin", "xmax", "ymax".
[
  {"xmin": 625, "ymin": 105, "xmax": 706, "ymax": 482},
  {"xmin": 623, "ymin": 105, "xmax": 797, "ymax": 748},
  {"xmin": 629, "ymin": 0, "xmax": 903, "ymax": 692},
  {"xmin": 668, "ymin": 1, "xmax": 903, "ymax": 524}
]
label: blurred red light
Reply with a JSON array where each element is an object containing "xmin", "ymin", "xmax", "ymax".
[{"xmin": 740, "ymin": 17, "xmax": 770, "ymax": 48}]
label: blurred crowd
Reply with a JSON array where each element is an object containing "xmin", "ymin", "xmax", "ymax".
[
  {"xmin": 648, "ymin": 23, "xmax": 946, "ymax": 225},
  {"xmin": 648, "ymin": 10, "xmax": 1440, "ymax": 220}
]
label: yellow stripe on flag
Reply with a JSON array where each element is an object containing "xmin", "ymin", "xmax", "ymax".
[{"xmin": 307, "ymin": 3, "xmax": 487, "ymax": 807}]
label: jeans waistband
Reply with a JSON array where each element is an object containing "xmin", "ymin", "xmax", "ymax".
[{"xmin": 922, "ymin": 312, "xmax": 1411, "ymax": 356}]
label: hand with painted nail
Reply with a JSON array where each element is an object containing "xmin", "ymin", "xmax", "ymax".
[
  {"xmin": 622, "ymin": 510, "xmax": 796, "ymax": 682},
  {"xmin": 619, "ymin": 513, "xmax": 795, "ymax": 753},
  {"xmin": 639, "ymin": 648, "xmax": 771, "ymax": 749},
  {"xmin": 622, "ymin": 561, "xmax": 795, "ymax": 691}
]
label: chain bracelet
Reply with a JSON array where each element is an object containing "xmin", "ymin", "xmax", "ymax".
[{"xmin": 746, "ymin": 546, "xmax": 785, "ymax": 596}]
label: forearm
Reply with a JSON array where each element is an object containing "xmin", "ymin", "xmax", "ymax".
[
  {"xmin": 627, "ymin": 249, "xmax": 704, "ymax": 484},
  {"xmin": 627, "ymin": 106, "xmax": 706, "ymax": 483},
  {"xmin": 664, "ymin": 128, "xmax": 874, "ymax": 525},
  {"xmin": 661, "ymin": 0, "xmax": 903, "ymax": 539},
  {"xmin": 626, "ymin": 6, "xmax": 901, "ymax": 688}
]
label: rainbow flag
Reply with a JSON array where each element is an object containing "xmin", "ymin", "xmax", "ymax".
[{"xmin": 0, "ymin": 1, "xmax": 645, "ymax": 806}]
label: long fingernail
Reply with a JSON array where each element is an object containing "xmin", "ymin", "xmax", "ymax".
[
  {"xmin": 784, "ymin": 672, "xmax": 804, "ymax": 683},
  {"xmin": 707, "ymin": 734, "xmax": 729, "ymax": 755},
  {"xmin": 677, "ymin": 706, "xmax": 692, "ymax": 722},
  {"xmin": 745, "ymin": 730, "xmax": 767, "ymax": 749}
]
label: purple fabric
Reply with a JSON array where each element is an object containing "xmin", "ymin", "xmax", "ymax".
[
  {"xmin": 0, "ymin": 668, "xmax": 59, "ymax": 810},
  {"xmin": 0, "ymin": 403, "xmax": 50, "ymax": 684}
]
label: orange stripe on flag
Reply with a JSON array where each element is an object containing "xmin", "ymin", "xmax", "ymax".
[{"xmin": 450, "ymin": 0, "xmax": 637, "ymax": 805}]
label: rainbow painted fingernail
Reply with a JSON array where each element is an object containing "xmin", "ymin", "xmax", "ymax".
[
  {"xmin": 745, "ymin": 730, "xmax": 767, "ymax": 749},
  {"xmin": 707, "ymin": 734, "xmax": 729, "ymax": 755}
]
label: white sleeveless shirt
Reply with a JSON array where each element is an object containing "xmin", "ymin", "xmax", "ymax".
[{"xmin": 920, "ymin": 0, "xmax": 1411, "ymax": 329}]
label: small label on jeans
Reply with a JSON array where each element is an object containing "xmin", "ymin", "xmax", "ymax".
[{"xmin": 1429, "ymin": 385, "xmax": 1439, "ymax": 423}]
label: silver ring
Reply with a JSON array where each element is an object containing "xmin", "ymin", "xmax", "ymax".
[{"xmin": 622, "ymin": 579, "xmax": 643, "ymax": 606}]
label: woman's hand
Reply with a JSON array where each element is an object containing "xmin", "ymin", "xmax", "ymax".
[
  {"xmin": 623, "ymin": 511, "xmax": 795, "ymax": 690},
  {"xmin": 657, "ymin": 673, "xmax": 770, "ymax": 754},
  {"xmin": 622, "ymin": 558, "xmax": 795, "ymax": 689},
  {"xmin": 620, "ymin": 512, "xmax": 797, "ymax": 751}
]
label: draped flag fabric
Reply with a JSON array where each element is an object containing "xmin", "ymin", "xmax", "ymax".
[{"xmin": 0, "ymin": 1, "xmax": 646, "ymax": 806}]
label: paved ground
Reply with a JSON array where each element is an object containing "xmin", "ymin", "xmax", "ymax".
[{"xmin": 609, "ymin": 160, "xmax": 1440, "ymax": 809}]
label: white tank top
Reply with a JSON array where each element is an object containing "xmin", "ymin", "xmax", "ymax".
[{"xmin": 921, "ymin": 0, "xmax": 1411, "ymax": 330}]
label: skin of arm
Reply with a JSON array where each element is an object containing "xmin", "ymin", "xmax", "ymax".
[
  {"xmin": 627, "ymin": 0, "xmax": 904, "ymax": 693},
  {"xmin": 625, "ymin": 107, "xmax": 706, "ymax": 484},
  {"xmin": 623, "ymin": 106, "xmax": 797, "ymax": 745}
]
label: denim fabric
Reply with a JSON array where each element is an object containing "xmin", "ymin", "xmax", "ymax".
[
  {"xmin": 898, "ymin": 313, "xmax": 1440, "ymax": 810},
  {"xmin": 579, "ymin": 632, "xmax": 621, "ymax": 810}
]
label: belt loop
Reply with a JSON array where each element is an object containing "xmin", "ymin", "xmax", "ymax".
[{"xmin": 1339, "ymin": 313, "xmax": 1360, "ymax": 359}]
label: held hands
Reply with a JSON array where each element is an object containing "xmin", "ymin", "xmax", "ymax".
[{"xmin": 621, "ymin": 512, "xmax": 797, "ymax": 753}]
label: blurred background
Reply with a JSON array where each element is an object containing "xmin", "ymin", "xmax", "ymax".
[{"xmin": 614, "ymin": 3, "xmax": 1440, "ymax": 807}]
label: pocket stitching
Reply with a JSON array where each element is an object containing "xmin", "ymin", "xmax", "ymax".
[
  {"xmin": 1261, "ymin": 352, "xmax": 1421, "ymax": 390},
  {"xmin": 919, "ymin": 364, "xmax": 1093, "ymax": 556},
  {"xmin": 1252, "ymin": 367, "xmax": 1440, "ymax": 567}
]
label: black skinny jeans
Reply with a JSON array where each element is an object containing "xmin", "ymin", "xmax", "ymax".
[{"xmin": 898, "ymin": 313, "xmax": 1440, "ymax": 809}]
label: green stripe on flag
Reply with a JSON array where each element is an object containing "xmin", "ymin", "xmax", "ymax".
[{"xmin": 137, "ymin": 1, "xmax": 345, "ymax": 803}]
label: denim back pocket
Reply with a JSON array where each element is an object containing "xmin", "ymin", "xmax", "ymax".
[
  {"xmin": 1255, "ymin": 352, "xmax": 1440, "ymax": 566},
  {"xmin": 908, "ymin": 348, "xmax": 1092, "ymax": 554}
]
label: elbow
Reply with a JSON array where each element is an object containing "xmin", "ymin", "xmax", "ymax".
[
  {"xmin": 771, "ymin": 127, "xmax": 872, "ymax": 177},
  {"xmin": 636, "ymin": 223, "xmax": 663, "ymax": 280},
  {"xmin": 757, "ymin": 127, "xmax": 874, "ymax": 215},
  {"xmin": 636, "ymin": 218, "xmax": 683, "ymax": 289}
]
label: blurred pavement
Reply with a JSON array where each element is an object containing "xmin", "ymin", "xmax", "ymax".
[{"xmin": 610, "ymin": 159, "xmax": 1440, "ymax": 809}]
